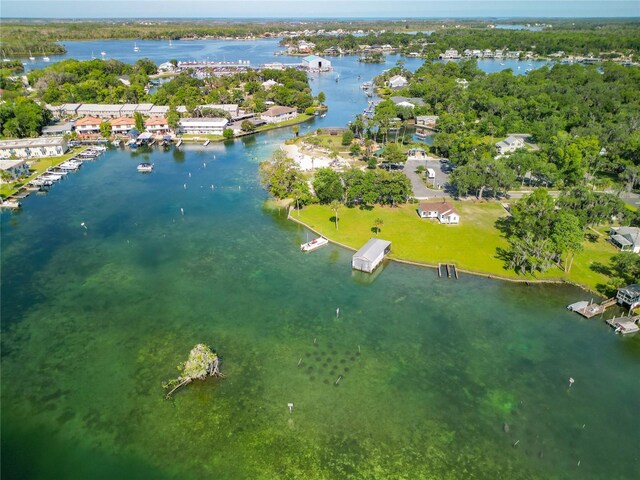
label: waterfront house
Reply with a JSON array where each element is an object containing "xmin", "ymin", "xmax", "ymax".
[
  {"xmin": 439, "ymin": 49, "xmax": 461, "ymax": 60},
  {"xmin": 145, "ymin": 117, "xmax": 171, "ymax": 134},
  {"xmin": 388, "ymin": 75, "xmax": 408, "ymax": 90},
  {"xmin": 74, "ymin": 116, "xmax": 102, "ymax": 135},
  {"xmin": 297, "ymin": 41, "xmax": 315, "ymax": 53},
  {"xmin": 496, "ymin": 135, "xmax": 525, "ymax": 155},
  {"xmin": 302, "ymin": 55, "xmax": 332, "ymax": 72},
  {"xmin": 178, "ymin": 118, "xmax": 228, "ymax": 135},
  {"xmin": 158, "ymin": 61, "xmax": 177, "ymax": 73},
  {"xmin": 609, "ymin": 226, "xmax": 640, "ymax": 253},
  {"xmin": 260, "ymin": 106, "xmax": 298, "ymax": 124},
  {"xmin": 352, "ymin": 238, "xmax": 391, "ymax": 273},
  {"xmin": 415, "ymin": 115, "xmax": 439, "ymax": 131},
  {"xmin": 418, "ymin": 201, "xmax": 460, "ymax": 224},
  {"xmin": 42, "ymin": 121, "xmax": 75, "ymax": 136},
  {"xmin": 110, "ymin": 117, "xmax": 136, "ymax": 135},
  {"xmin": 0, "ymin": 137, "xmax": 68, "ymax": 160},
  {"xmin": 0, "ymin": 159, "xmax": 30, "ymax": 180},
  {"xmin": 616, "ymin": 284, "xmax": 640, "ymax": 309}
]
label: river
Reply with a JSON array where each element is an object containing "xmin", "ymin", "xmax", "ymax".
[{"xmin": 1, "ymin": 38, "xmax": 638, "ymax": 480}]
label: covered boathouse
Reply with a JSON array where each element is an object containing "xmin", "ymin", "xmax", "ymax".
[{"xmin": 352, "ymin": 238, "xmax": 391, "ymax": 273}]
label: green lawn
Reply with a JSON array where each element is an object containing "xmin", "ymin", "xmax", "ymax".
[
  {"xmin": 294, "ymin": 201, "xmax": 619, "ymax": 292},
  {"xmin": 0, "ymin": 147, "xmax": 88, "ymax": 199}
]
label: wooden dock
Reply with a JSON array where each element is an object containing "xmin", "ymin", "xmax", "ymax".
[
  {"xmin": 437, "ymin": 263, "xmax": 458, "ymax": 279},
  {"xmin": 570, "ymin": 297, "xmax": 616, "ymax": 318}
]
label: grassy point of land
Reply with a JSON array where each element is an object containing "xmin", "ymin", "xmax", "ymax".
[
  {"xmin": 293, "ymin": 201, "xmax": 619, "ymax": 292},
  {"xmin": 0, "ymin": 147, "xmax": 89, "ymax": 199}
]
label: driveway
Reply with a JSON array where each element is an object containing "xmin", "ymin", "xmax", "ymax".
[{"xmin": 404, "ymin": 158, "xmax": 451, "ymax": 199}]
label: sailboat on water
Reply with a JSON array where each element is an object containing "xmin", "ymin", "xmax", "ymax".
[
  {"xmin": 29, "ymin": 50, "xmax": 35, "ymax": 61},
  {"xmin": 134, "ymin": 42, "xmax": 140, "ymax": 52}
]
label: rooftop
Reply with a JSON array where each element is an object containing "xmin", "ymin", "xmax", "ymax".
[
  {"xmin": 0, "ymin": 137, "xmax": 66, "ymax": 148},
  {"xmin": 262, "ymin": 106, "xmax": 297, "ymax": 116},
  {"xmin": 353, "ymin": 238, "xmax": 391, "ymax": 262}
]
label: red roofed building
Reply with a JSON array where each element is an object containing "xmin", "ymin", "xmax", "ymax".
[
  {"xmin": 74, "ymin": 116, "xmax": 102, "ymax": 135},
  {"xmin": 418, "ymin": 201, "xmax": 460, "ymax": 224},
  {"xmin": 109, "ymin": 117, "xmax": 136, "ymax": 134},
  {"xmin": 145, "ymin": 116, "xmax": 171, "ymax": 134}
]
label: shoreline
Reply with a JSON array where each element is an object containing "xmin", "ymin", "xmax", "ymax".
[{"xmin": 287, "ymin": 210, "xmax": 601, "ymax": 295}]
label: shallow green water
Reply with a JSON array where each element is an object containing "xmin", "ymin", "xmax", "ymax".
[{"xmin": 2, "ymin": 133, "xmax": 639, "ymax": 479}]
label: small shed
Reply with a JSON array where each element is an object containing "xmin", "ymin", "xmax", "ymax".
[{"xmin": 352, "ymin": 238, "xmax": 391, "ymax": 273}]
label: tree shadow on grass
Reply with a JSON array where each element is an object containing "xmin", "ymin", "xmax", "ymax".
[
  {"xmin": 590, "ymin": 261, "xmax": 611, "ymax": 276},
  {"xmin": 370, "ymin": 227, "xmax": 381, "ymax": 235},
  {"xmin": 585, "ymin": 232, "xmax": 600, "ymax": 244}
]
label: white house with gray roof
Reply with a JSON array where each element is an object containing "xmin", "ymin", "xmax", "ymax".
[
  {"xmin": 610, "ymin": 226, "xmax": 640, "ymax": 253},
  {"xmin": 496, "ymin": 135, "xmax": 525, "ymax": 155},
  {"xmin": 0, "ymin": 137, "xmax": 68, "ymax": 160}
]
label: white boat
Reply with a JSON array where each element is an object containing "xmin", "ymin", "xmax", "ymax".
[
  {"xmin": 134, "ymin": 42, "xmax": 140, "ymax": 52},
  {"xmin": 42, "ymin": 55, "xmax": 50, "ymax": 62},
  {"xmin": 203, "ymin": 140, "xmax": 210, "ymax": 146},
  {"xmin": 176, "ymin": 139, "xmax": 183, "ymax": 147},
  {"xmin": 29, "ymin": 51, "xmax": 35, "ymax": 61},
  {"xmin": 300, "ymin": 236, "xmax": 329, "ymax": 252},
  {"xmin": 169, "ymin": 39, "xmax": 173, "ymax": 48},
  {"xmin": 137, "ymin": 162, "xmax": 154, "ymax": 173},
  {"xmin": 320, "ymin": 113, "xmax": 326, "ymax": 118},
  {"xmin": 101, "ymin": 51, "xmax": 107, "ymax": 57},
  {"xmin": 0, "ymin": 199, "xmax": 21, "ymax": 209}
]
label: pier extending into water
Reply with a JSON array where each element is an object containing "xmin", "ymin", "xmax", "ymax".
[{"xmin": 438, "ymin": 263, "xmax": 458, "ymax": 279}]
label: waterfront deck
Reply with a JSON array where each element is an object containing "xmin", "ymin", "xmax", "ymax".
[
  {"xmin": 569, "ymin": 297, "xmax": 616, "ymax": 318},
  {"xmin": 606, "ymin": 316, "xmax": 640, "ymax": 335}
]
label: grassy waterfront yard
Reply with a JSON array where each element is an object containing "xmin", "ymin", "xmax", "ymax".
[
  {"xmin": 294, "ymin": 201, "xmax": 619, "ymax": 292},
  {"xmin": 0, "ymin": 147, "xmax": 88, "ymax": 199}
]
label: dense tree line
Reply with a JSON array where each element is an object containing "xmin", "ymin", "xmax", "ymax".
[
  {"xmin": 500, "ymin": 188, "xmax": 627, "ymax": 275},
  {"xmin": 294, "ymin": 25, "xmax": 639, "ymax": 59},
  {"xmin": 0, "ymin": 98, "xmax": 52, "ymax": 138},
  {"xmin": 28, "ymin": 58, "xmax": 156, "ymax": 104},
  {"xmin": 24, "ymin": 59, "xmax": 314, "ymax": 113},
  {"xmin": 379, "ymin": 60, "xmax": 640, "ymax": 197},
  {"xmin": 152, "ymin": 68, "xmax": 314, "ymax": 112},
  {"xmin": 259, "ymin": 152, "xmax": 411, "ymax": 208}
]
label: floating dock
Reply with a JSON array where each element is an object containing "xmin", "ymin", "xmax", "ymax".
[
  {"xmin": 568, "ymin": 297, "xmax": 616, "ymax": 318},
  {"xmin": 437, "ymin": 263, "xmax": 458, "ymax": 279},
  {"xmin": 606, "ymin": 316, "xmax": 640, "ymax": 335}
]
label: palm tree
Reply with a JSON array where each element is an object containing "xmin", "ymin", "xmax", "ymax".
[
  {"xmin": 330, "ymin": 200, "xmax": 341, "ymax": 230},
  {"xmin": 374, "ymin": 217, "xmax": 384, "ymax": 235}
]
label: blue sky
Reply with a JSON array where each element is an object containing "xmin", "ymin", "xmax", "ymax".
[{"xmin": 1, "ymin": 1, "xmax": 638, "ymax": 19}]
